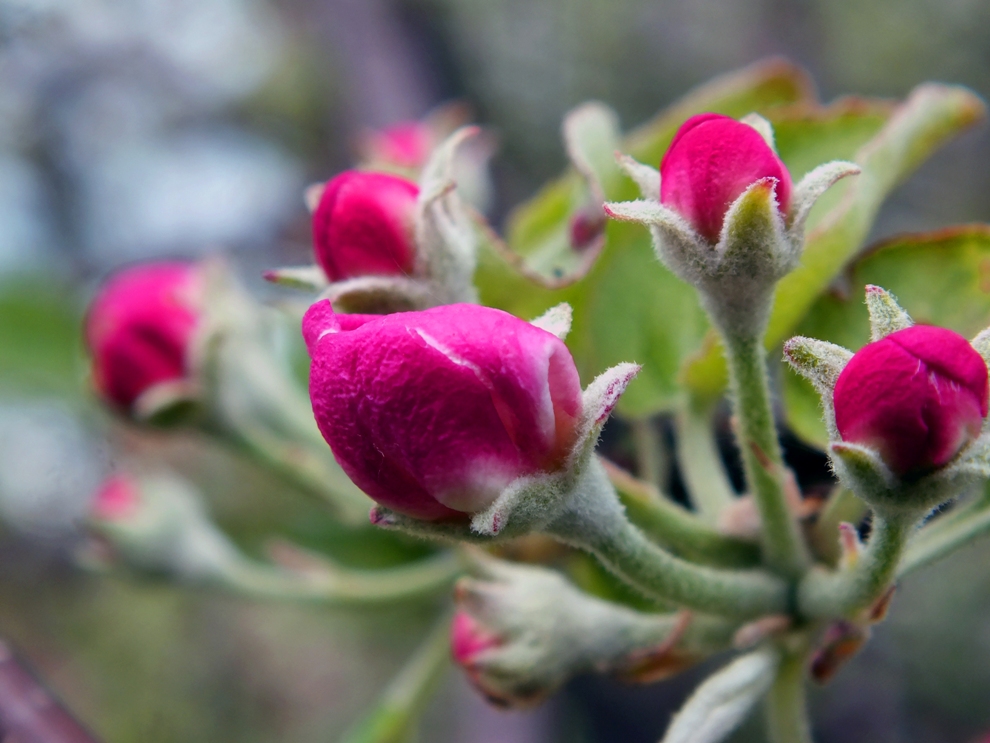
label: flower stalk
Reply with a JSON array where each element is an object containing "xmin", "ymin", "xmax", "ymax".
[
  {"xmin": 545, "ymin": 459, "xmax": 790, "ymax": 619},
  {"xmin": 723, "ymin": 328, "xmax": 810, "ymax": 577},
  {"xmin": 604, "ymin": 459, "xmax": 761, "ymax": 568},
  {"xmin": 675, "ymin": 401, "xmax": 737, "ymax": 523},
  {"xmin": 765, "ymin": 644, "xmax": 814, "ymax": 743},
  {"xmin": 798, "ymin": 509, "xmax": 916, "ymax": 619}
]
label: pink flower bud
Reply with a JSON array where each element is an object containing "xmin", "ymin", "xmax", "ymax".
[
  {"xmin": 366, "ymin": 121, "xmax": 433, "ymax": 170},
  {"xmin": 659, "ymin": 113, "xmax": 792, "ymax": 243},
  {"xmin": 303, "ymin": 300, "xmax": 584, "ymax": 521},
  {"xmin": 85, "ymin": 262, "xmax": 202, "ymax": 410},
  {"xmin": 90, "ymin": 475, "xmax": 141, "ymax": 521},
  {"xmin": 311, "ymin": 171, "xmax": 419, "ymax": 282},
  {"xmin": 450, "ymin": 611, "xmax": 501, "ymax": 666},
  {"xmin": 834, "ymin": 325, "xmax": 989, "ymax": 476}
]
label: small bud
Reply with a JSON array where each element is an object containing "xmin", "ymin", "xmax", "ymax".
[
  {"xmin": 569, "ymin": 207, "xmax": 608, "ymax": 251},
  {"xmin": 362, "ymin": 121, "xmax": 434, "ymax": 171},
  {"xmin": 659, "ymin": 113, "xmax": 792, "ymax": 244},
  {"xmin": 607, "ymin": 118, "xmax": 855, "ymax": 340},
  {"xmin": 85, "ymin": 471, "xmax": 241, "ymax": 582},
  {"xmin": 450, "ymin": 611, "xmax": 502, "ymax": 666},
  {"xmin": 450, "ymin": 558, "xmax": 714, "ymax": 708},
  {"xmin": 304, "ymin": 300, "xmax": 584, "ymax": 521},
  {"xmin": 85, "ymin": 262, "xmax": 202, "ymax": 412},
  {"xmin": 833, "ymin": 325, "xmax": 989, "ymax": 477},
  {"xmin": 311, "ymin": 171, "xmax": 419, "ymax": 282},
  {"xmin": 837, "ymin": 522, "xmax": 862, "ymax": 570},
  {"xmin": 90, "ymin": 475, "xmax": 141, "ymax": 521}
]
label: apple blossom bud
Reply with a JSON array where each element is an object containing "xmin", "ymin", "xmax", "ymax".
[
  {"xmin": 365, "ymin": 121, "xmax": 433, "ymax": 170},
  {"xmin": 833, "ymin": 325, "xmax": 989, "ymax": 477},
  {"xmin": 90, "ymin": 475, "xmax": 141, "ymax": 521},
  {"xmin": 85, "ymin": 262, "xmax": 202, "ymax": 411},
  {"xmin": 451, "ymin": 611, "xmax": 502, "ymax": 666},
  {"xmin": 659, "ymin": 113, "xmax": 792, "ymax": 243},
  {"xmin": 85, "ymin": 471, "xmax": 244, "ymax": 581},
  {"xmin": 311, "ymin": 171, "xmax": 419, "ymax": 281},
  {"xmin": 303, "ymin": 300, "xmax": 583, "ymax": 521}
]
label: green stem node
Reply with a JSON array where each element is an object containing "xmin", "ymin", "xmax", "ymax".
[
  {"xmin": 548, "ymin": 459, "xmax": 790, "ymax": 619},
  {"xmin": 798, "ymin": 510, "xmax": 915, "ymax": 619}
]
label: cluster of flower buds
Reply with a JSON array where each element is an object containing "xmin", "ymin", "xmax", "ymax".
[{"xmin": 77, "ymin": 94, "xmax": 990, "ymax": 743}]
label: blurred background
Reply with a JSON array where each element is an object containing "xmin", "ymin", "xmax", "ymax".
[{"xmin": 2, "ymin": 0, "xmax": 990, "ymax": 741}]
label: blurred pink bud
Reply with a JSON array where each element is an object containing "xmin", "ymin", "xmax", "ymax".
[
  {"xmin": 569, "ymin": 209, "xmax": 607, "ymax": 251},
  {"xmin": 834, "ymin": 325, "xmax": 989, "ymax": 476},
  {"xmin": 90, "ymin": 475, "xmax": 141, "ymax": 521},
  {"xmin": 451, "ymin": 611, "xmax": 501, "ymax": 665},
  {"xmin": 85, "ymin": 262, "xmax": 202, "ymax": 410},
  {"xmin": 366, "ymin": 121, "xmax": 433, "ymax": 170},
  {"xmin": 659, "ymin": 113, "xmax": 792, "ymax": 243},
  {"xmin": 303, "ymin": 300, "xmax": 583, "ymax": 520},
  {"xmin": 311, "ymin": 171, "xmax": 419, "ymax": 282}
]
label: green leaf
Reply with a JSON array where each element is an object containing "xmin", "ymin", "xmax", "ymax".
[
  {"xmin": 476, "ymin": 58, "xmax": 816, "ymax": 414},
  {"xmin": 683, "ymin": 84, "xmax": 986, "ymax": 401},
  {"xmin": 784, "ymin": 225, "xmax": 990, "ymax": 448},
  {"xmin": 0, "ymin": 277, "xmax": 82, "ymax": 397}
]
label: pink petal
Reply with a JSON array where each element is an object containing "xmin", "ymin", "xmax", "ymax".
[
  {"xmin": 660, "ymin": 114, "xmax": 792, "ymax": 243},
  {"xmin": 312, "ymin": 171, "xmax": 419, "ymax": 281}
]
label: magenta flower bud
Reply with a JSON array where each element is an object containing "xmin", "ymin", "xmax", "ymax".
[
  {"xmin": 90, "ymin": 475, "xmax": 141, "ymax": 522},
  {"xmin": 303, "ymin": 300, "xmax": 584, "ymax": 521},
  {"xmin": 366, "ymin": 121, "xmax": 433, "ymax": 170},
  {"xmin": 451, "ymin": 611, "xmax": 502, "ymax": 666},
  {"xmin": 834, "ymin": 325, "xmax": 989, "ymax": 477},
  {"xmin": 85, "ymin": 262, "xmax": 202, "ymax": 410},
  {"xmin": 659, "ymin": 113, "xmax": 792, "ymax": 243},
  {"xmin": 311, "ymin": 170, "xmax": 419, "ymax": 282}
]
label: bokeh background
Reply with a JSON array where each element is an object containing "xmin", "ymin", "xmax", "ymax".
[{"xmin": 3, "ymin": 1, "xmax": 990, "ymax": 741}]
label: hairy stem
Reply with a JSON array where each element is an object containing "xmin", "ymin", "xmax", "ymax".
[
  {"xmin": 765, "ymin": 645, "xmax": 814, "ymax": 743},
  {"xmin": 547, "ymin": 459, "xmax": 790, "ymax": 619},
  {"xmin": 675, "ymin": 401, "xmax": 736, "ymax": 522},
  {"xmin": 604, "ymin": 458, "xmax": 761, "ymax": 568},
  {"xmin": 798, "ymin": 510, "xmax": 915, "ymax": 619},
  {"xmin": 221, "ymin": 551, "xmax": 463, "ymax": 605},
  {"xmin": 809, "ymin": 488, "xmax": 868, "ymax": 565},
  {"xmin": 723, "ymin": 331, "xmax": 809, "ymax": 577}
]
